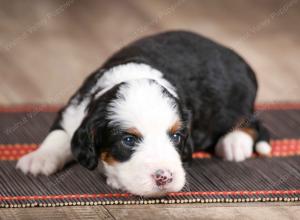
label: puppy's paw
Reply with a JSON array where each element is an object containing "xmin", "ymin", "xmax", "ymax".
[
  {"xmin": 215, "ymin": 130, "xmax": 254, "ymax": 162},
  {"xmin": 16, "ymin": 150, "xmax": 65, "ymax": 176}
]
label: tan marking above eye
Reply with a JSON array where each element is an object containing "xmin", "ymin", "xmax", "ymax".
[
  {"xmin": 169, "ymin": 120, "xmax": 182, "ymax": 134},
  {"xmin": 126, "ymin": 127, "xmax": 142, "ymax": 137}
]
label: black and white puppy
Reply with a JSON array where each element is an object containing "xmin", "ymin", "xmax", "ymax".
[{"xmin": 17, "ymin": 31, "xmax": 271, "ymax": 197}]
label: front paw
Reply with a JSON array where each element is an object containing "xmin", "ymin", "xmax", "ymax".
[
  {"xmin": 215, "ymin": 130, "xmax": 253, "ymax": 162},
  {"xmin": 16, "ymin": 150, "xmax": 65, "ymax": 176}
]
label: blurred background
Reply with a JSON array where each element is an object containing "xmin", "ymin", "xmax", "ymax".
[{"xmin": 0, "ymin": 0, "xmax": 299, "ymax": 105}]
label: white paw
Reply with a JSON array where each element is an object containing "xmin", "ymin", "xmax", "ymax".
[
  {"xmin": 106, "ymin": 176, "xmax": 123, "ymax": 190},
  {"xmin": 16, "ymin": 150, "xmax": 65, "ymax": 176},
  {"xmin": 255, "ymin": 141, "xmax": 272, "ymax": 156},
  {"xmin": 17, "ymin": 130, "xmax": 72, "ymax": 176},
  {"xmin": 215, "ymin": 130, "xmax": 254, "ymax": 162}
]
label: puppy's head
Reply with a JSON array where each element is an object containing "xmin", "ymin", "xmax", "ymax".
[{"xmin": 71, "ymin": 79, "xmax": 193, "ymax": 197}]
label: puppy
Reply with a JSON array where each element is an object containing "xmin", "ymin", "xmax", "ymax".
[{"xmin": 17, "ymin": 31, "xmax": 271, "ymax": 197}]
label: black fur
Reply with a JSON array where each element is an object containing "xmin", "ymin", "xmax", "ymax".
[
  {"xmin": 51, "ymin": 30, "xmax": 269, "ymax": 168},
  {"xmin": 101, "ymin": 30, "xmax": 268, "ymax": 150}
]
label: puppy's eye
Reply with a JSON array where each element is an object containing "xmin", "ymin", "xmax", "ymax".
[
  {"xmin": 121, "ymin": 135, "xmax": 137, "ymax": 148},
  {"xmin": 170, "ymin": 133, "xmax": 182, "ymax": 145}
]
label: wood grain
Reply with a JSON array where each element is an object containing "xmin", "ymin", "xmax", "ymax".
[
  {"xmin": 0, "ymin": 206, "xmax": 114, "ymax": 220},
  {"xmin": 0, "ymin": 0, "xmax": 299, "ymax": 105}
]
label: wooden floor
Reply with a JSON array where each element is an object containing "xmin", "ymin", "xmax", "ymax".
[
  {"xmin": 1, "ymin": 203, "xmax": 300, "ymax": 220},
  {"xmin": 0, "ymin": 0, "xmax": 300, "ymax": 219},
  {"xmin": 1, "ymin": 0, "xmax": 300, "ymax": 105}
]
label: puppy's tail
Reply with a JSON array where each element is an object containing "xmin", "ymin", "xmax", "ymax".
[{"xmin": 250, "ymin": 118, "xmax": 272, "ymax": 156}]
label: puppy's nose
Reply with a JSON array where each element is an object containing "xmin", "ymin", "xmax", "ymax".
[{"xmin": 152, "ymin": 169, "xmax": 173, "ymax": 187}]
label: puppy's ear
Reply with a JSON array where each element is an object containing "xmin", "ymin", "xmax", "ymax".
[
  {"xmin": 71, "ymin": 83, "xmax": 123, "ymax": 170},
  {"xmin": 181, "ymin": 134, "xmax": 194, "ymax": 162},
  {"xmin": 71, "ymin": 115, "xmax": 101, "ymax": 170},
  {"xmin": 180, "ymin": 108, "xmax": 194, "ymax": 163}
]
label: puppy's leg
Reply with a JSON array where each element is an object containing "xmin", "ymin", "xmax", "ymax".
[
  {"xmin": 16, "ymin": 129, "xmax": 72, "ymax": 176},
  {"xmin": 253, "ymin": 120, "xmax": 272, "ymax": 156},
  {"xmin": 215, "ymin": 119, "xmax": 271, "ymax": 162},
  {"xmin": 17, "ymin": 100, "xmax": 89, "ymax": 175},
  {"xmin": 215, "ymin": 130, "xmax": 254, "ymax": 162}
]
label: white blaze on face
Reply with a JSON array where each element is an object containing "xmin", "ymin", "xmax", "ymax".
[
  {"xmin": 95, "ymin": 63, "xmax": 177, "ymax": 99},
  {"xmin": 105, "ymin": 79, "xmax": 186, "ymax": 197}
]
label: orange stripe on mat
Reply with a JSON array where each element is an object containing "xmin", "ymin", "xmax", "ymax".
[
  {"xmin": 0, "ymin": 103, "xmax": 300, "ymax": 113},
  {"xmin": 0, "ymin": 105, "xmax": 61, "ymax": 113},
  {"xmin": 0, "ymin": 193, "xmax": 130, "ymax": 201},
  {"xmin": 255, "ymin": 103, "xmax": 300, "ymax": 110},
  {"xmin": 1, "ymin": 139, "xmax": 300, "ymax": 160},
  {"xmin": 193, "ymin": 139, "xmax": 300, "ymax": 158},
  {"xmin": 1, "ymin": 190, "xmax": 300, "ymax": 201}
]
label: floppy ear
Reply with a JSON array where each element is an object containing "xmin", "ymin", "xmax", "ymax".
[
  {"xmin": 71, "ymin": 98, "xmax": 108, "ymax": 170},
  {"xmin": 71, "ymin": 83, "xmax": 122, "ymax": 170},
  {"xmin": 181, "ymin": 134, "xmax": 194, "ymax": 162},
  {"xmin": 71, "ymin": 115, "xmax": 102, "ymax": 170},
  {"xmin": 180, "ymin": 107, "xmax": 194, "ymax": 163}
]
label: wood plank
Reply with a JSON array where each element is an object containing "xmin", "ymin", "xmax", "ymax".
[
  {"xmin": 0, "ymin": 203, "xmax": 300, "ymax": 220},
  {"xmin": 0, "ymin": 0, "xmax": 161, "ymax": 104},
  {"xmin": 0, "ymin": 206, "xmax": 114, "ymax": 220},
  {"xmin": 105, "ymin": 203, "xmax": 300, "ymax": 220}
]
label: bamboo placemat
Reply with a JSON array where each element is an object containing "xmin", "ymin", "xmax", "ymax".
[{"xmin": 0, "ymin": 103, "xmax": 300, "ymax": 208}]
